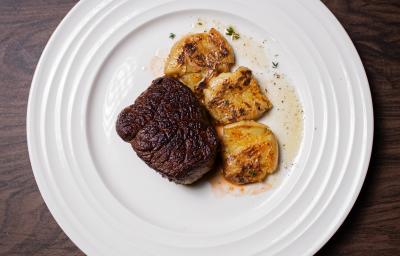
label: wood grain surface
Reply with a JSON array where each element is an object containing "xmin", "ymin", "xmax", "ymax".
[{"xmin": 0, "ymin": 0, "xmax": 399, "ymax": 255}]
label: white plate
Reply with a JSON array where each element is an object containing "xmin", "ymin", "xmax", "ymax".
[{"xmin": 27, "ymin": 0, "xmax": 373, "ymax": 255}]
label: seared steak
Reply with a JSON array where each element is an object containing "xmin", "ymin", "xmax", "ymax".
[{"xmin": 116, "ymin": 76, "xmax": 219, "ymax": 184}]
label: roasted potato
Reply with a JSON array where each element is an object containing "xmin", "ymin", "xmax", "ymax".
[
  {"xmin": 221, "ymin": 121, "xmax": 278, "ymax": 185},
  {"xmin": 164, "ymin": 28, "xmax": 235, "ymax": 95},
  {"xmin": 204, "ymin": 66, "xmax": 272, "ymax": 124}
]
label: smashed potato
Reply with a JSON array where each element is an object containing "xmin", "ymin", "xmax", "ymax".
[
  {"xmin": 164, "ymin": 28, "xmax": 235, "ymax": 95},
  {"xmin": 221, "ymin": 121, "xmax": 278, "ymax": 185},
  {"xmin": 204, "ymin": 66, "xmax": 272, "ymax": 124}
]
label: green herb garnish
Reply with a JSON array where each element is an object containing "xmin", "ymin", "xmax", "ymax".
[
  {"xmin": 226, "ymin": 26, "xmax": 234, "ymax": 35},
  {"xmin": 249, "ymin": 170, "xmax": 257, "ymax": 177},
  {"xmin": 169, "ymin": 33, "xmax": 176, "ymax": 39},
  {"xmin": 197, "ymin": 21, "xmax": 203, "ymax": 26},
  {"xmin": 272, "ymin": 62, "xmax": 279, "ymax": 68},
  {"xmin": 225, "ymin": 26, "xmax": 240, "ymax": 40}
]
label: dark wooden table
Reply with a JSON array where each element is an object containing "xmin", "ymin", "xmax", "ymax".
[{"xmin": 0, "ymin": 0, "xmax": 399, "ymax": 255}]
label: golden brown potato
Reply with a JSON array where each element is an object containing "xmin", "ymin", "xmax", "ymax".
[
  {"xmin": 204, "ymin": 67, "xmax": 272, "ymax": 125},
  {"xmin": 221, "ymin": 121, "xmax": 278, "ymax": 185},
  {"xmin": 164, "ymin": 28, "xmax": 235, "ymax": 95}
]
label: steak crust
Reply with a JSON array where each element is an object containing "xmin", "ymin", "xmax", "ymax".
[{"xmin": 116, "ymin": 76, "xmax": 219, "ymax": 184}]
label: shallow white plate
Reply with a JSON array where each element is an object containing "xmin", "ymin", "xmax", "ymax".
[{"xmin": 27, "ymin": 0, "xmax": 373, "ymax": 255}]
